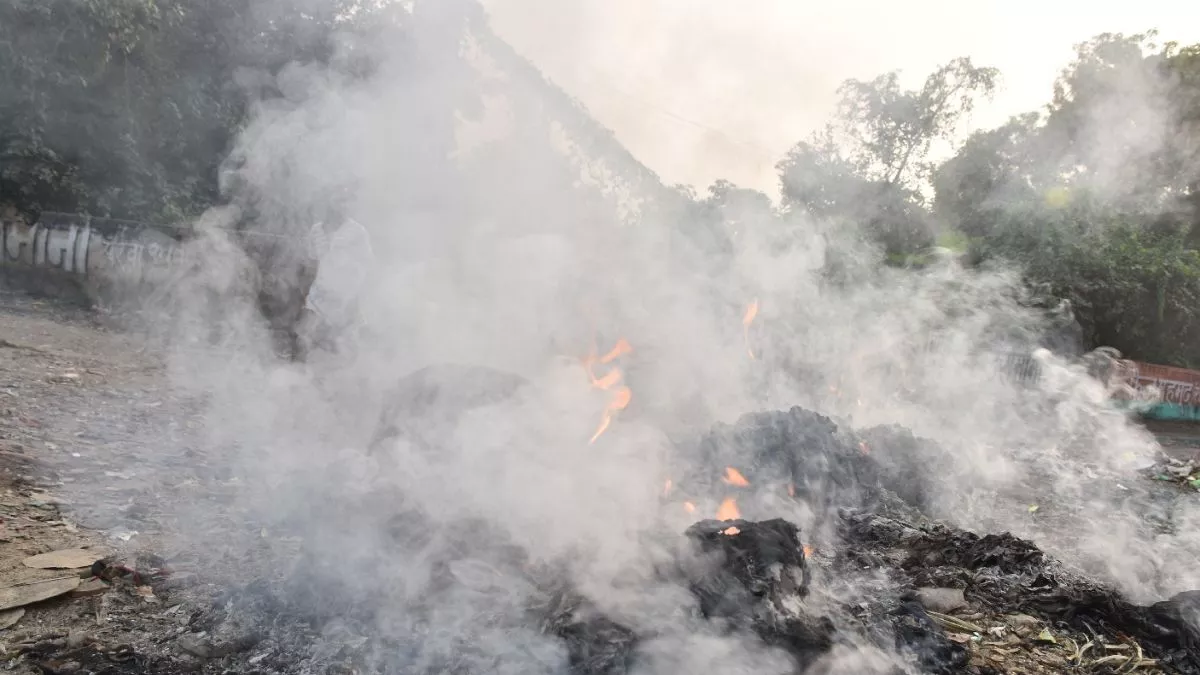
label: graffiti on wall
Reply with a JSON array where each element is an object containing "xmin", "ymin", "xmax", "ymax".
[
  {"xmin": 1, "ymin": 212, "xmax": 191, "ymax": 282},
  {"xmin": 1121, "ymin": 362, "xmax": 1200, "ymax": 407},
  {"xmin": 98, "ymin": 237, "xmax": 191, "ymax": 277},
  {"xmin": 2, "ymin": 220, "xmax": 94, "ymax": 276}
]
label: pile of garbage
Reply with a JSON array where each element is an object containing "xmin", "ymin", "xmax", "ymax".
[
  {"xmin": 1148, "ymin": 454, "xmax": 1200, "ymax": 492},
  {"xmin": 172, "ymin": 403, "xmax": 1194, "ymax": 675},
  {"xmin": 16, "ymin": 365, "xmax": 1200, "ymax": 674}
]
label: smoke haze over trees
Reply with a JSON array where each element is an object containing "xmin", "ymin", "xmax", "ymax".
[
  {"xmin": 933, "ymin": 33, "xmax": 1200, "ymax": 368},
  {"xmin": 2, "ymin": 2, "xmax": 1200, "ymax": 366}
]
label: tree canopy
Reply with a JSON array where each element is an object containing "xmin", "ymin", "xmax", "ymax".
[
  {"xmin": 930, "ymin": 33, "xmax": 1200, "ymax": 366},
  {"xmin": 0, "ymin": 0, "xmax": 390, "ymax": 222},
  {"xmin": 3, "ymin": 4, "xmax": 1200, "ymax": 368},
  {"xmin": 778, "ymin": 57, "xmax": 998, "ymax": 260}
]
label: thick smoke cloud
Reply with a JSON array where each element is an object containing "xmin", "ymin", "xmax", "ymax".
[
  {"xmin": 148, "ymin": 1, "xmax": 1199, "ymax": 672},
  {"xmin": 483, "ymin": 0, "xmax": 1200, "ymax": 194}
]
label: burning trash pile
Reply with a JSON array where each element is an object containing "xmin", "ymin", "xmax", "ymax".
[
  {"xmin": 169, "ymin": 368, "xmax": 1200, "ymax": 674},
  {"xmin": 24, "ymin": 366, "xmax": 1200, "ymax": 675},
  {"xmin": 653, "ymin": 407, "xmax": 1200, "ymax": 675}
]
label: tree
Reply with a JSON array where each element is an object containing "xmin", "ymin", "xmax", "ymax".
[
  {"xmin": 1159, "ymin": 43, "xmax": 1200, "ymax": 247},
  {"xmin": 977, "ymin": 211, "xmax": 1200, "ymax": 367},
  {"xmin": 933, "ymin": 32, "xmax": 1200, "ymax": 367},
  {"xmin": 1038, "ymin": 32, "xmax": 1185, "ymax": 211},
  {"xmin": 0, "ymin": 0, "xmax": 392, "ymax": 222},
  {"xmin": 778, "ymin": 58, "xmax": 998, "ymax": 260},
  {"xmin": 931, "ymin": 113, "xmax": 1043, "ymax": 239},
  {"xmin": 0, "ymin": 0, "xmax": 164, "ymax": 217},
  {"xmin": 834, "ymin": 57, "xmax": 999, "ymax": 192}
]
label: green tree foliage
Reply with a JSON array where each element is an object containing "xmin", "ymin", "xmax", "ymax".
[
  {"xmin": 0, "ymin": 0, "xmax": 385, "ymax": 222},
  {"xmin": 8, "ymin": 1, "xmax": 1200, "ymax": 370},
  {"xmin": 768, "ymin": 33, "xmax": 1200, "ymax": 365},
  {"xmin": 664, "ymin": 180, "xmax": 774, "ymax": 271},
  {"xmin": 931, "ymin": 113, "xmax": 1044, "ymax": 239},
  {"xmin": 934, "ymin": 32, "xmax": 1200, "ymax": 367},
  {"xmin": 835, "ymin": 57, "xmax": 1000, "ymax": 190},
  {"xmin": 778, "ymin": 58, "xmax": 998, "ymax": 260}
]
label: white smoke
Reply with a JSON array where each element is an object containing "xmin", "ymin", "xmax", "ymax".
[{"xmin": 143, "ymin": 2, "xmax": 1194, "ymax": 672}]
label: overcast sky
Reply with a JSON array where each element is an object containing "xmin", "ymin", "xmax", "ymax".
[{"xmin": 483, "ymin": 0, "xmax": 1200, "ymax": 197}]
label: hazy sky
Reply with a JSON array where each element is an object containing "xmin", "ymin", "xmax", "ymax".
[{"xmin": 484, "ymin": 0, "xmax": 1200, "ymax": 197}]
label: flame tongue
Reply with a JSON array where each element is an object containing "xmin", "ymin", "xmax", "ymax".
[
  {"xmin": 592, "ymin": 368, "xmax": 622, "ymax": 391},
  {"xmin": 743, "ymin": 299, "xmax": 759, "ymax": 326},
  {"xmin": 589, "ymin": 415, "xmax": 614, "ymax": 445},
  {"xmin": 586, "ymin": 338, "xmax": 634, "ymax": 443},
  {"xmin": 589, "ymin": 384, "xmax": 633, "ymax": 444},
  {"xmin": 599, "ymin": 338, "xmax": 632, "ymax": 364},
  {"xmin": 716, "ymin": 497, "xmax": 740, "ymax": 521},
  {"xmin": 743, "ymin": 299, "xmax": 759, "ymax": 360},
  {"xmin": 610, "ymin": 386, "xmax": 632, "ymax": 410},
  {"xmin": 583, "ymin": 338, "xmax": 633, "ymax": 388},
  {"xmin": 723, "ymin": 467, "xmax": 750, "ymax": 487}
]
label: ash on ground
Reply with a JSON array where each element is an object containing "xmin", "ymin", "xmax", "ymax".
[{"xmin": 2, "ymin": 297, "xmax": 1199, "ymax": 674}]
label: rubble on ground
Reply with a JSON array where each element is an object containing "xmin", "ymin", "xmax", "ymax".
[
  {"xmin": 1147, "ymin": 454, "xmax": 1200, "ymax": 491},
  {"xmin": 4, "ymin": 297, "xmax": 1200, "ymax": 675}
]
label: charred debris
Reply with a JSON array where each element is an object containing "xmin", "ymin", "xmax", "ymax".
[
  {"xmin": 214, "ymin": 394, "xmax": 1198, "ymax": 675},
  {"xmin": 22, "ymin": 365, "xmax": 1198, "ymax": 674},
  {"xmin": 645, "ymin": 407, "xmax": 1200, "ymax": 675},
  {"xmin": 312, "ymin": 369, "xmax": 1200, "ymax": 674}
]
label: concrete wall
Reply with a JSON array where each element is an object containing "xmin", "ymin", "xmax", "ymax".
[
  {"xmin": 1, "ymin": 211, "xmax": 310, "ymax": 356},
  {"xmin": 1117, "ymin": 360, "xmax": 1200, "ymax": 422},
  {"xmin": 0, "ymin": 212, "xmax": 192, "ymax": 305}
]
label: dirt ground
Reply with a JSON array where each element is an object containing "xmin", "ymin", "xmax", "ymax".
[
  {"xmin": 0, "ymin": 288, "xmax": 1197, "ymax": 674},
  {"xmin": 0, "ymin": 289, "xmax": 266, "ymax": 673}
]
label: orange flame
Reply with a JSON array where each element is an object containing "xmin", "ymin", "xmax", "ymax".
[
  {"xmin": 589, "ymin": 386, "xmax": 633, "ymax": 444},
  {"xmin": 787, "ymin": 482, "xmax": 796, "ymax": 498},
  {"xmin": 859, "ymin": 442, "xmax": 870, "ymax": 455},
  {"xmin": 723, "ymin": 467, "xmax": 750, "ymax": 487},
  {"xmin": 716, "ymin": 497, "xmax": 740, "ymax": 521},
  {"xmin": 584, "ymin": 338, "xmax": 634, "ymax": 443},
  {"xmin": 589, "ymin": 416, "xmax": 613, "ymax": 444},
  {"xmin": 743, "ymin": 299, "xmax": 759, "ymax": 326},
  {"xmin": 582, "ymin": 355, "xmax": 598, "ymax": 384},
  {"xmin": 743, "ymin": 299, "xmax": 760, "ymax": 360},
  {"xmin": 722, "ymin": 526, "xmax": 741, "ymax": 536},
  {"xmin": 592, "ymin": 368, "xmax": 623, "ymax": 391},
  {"xmin": 663, "ymin": 479, "xmax": 673, "ymax": 497},
  {"xmin": 803, "ymin": 545, "xmax": 814, "ymax": 557},
  {"xmin": 683, "ymin": 501, "xmax": 697, "ymax": 514},
  {"xmin": 599, "ymin": 338, "xmax": 633, "ymax": 365},
  {"xmin": 583, "ymin": 338, "xmax": 632, "ymax": 388},
  {"xmin": 611, "ymin": 386, "xmax": 632, "ymax": 410}
]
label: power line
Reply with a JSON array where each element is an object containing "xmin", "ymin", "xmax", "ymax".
[{"xmin": 579, "ymin": 76, "xmax": 785, "ymax": 165}]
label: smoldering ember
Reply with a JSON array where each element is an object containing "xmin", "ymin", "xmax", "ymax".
[{"xmin": 6, "ymin": 1, "xmax": 1200, "ymax": 675}]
